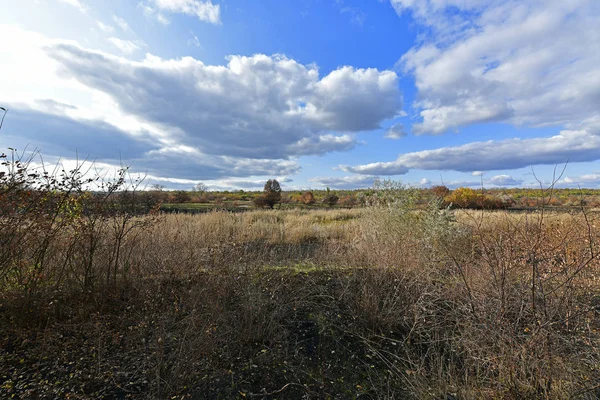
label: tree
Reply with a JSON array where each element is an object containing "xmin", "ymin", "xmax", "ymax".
[
  {"xmin": 193, "ymin": 182, "xmax": 207, "ymax": 193},
  {"xmin": 255, "ymin": 179, "xmax": 282, "ymax": 209},
  {"xmin": 322, "ymin": 187, "xmax": 339, "ymax": 207}
]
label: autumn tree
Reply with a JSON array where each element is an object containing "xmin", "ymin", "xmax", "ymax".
[
  {"xmin": 254, "ymin": 179, "xmax": 282, "ymax": 209},
  {"xmin": 300, "ymin": 191, "xmax": 316, "ymax": 205},
  {"xmin": 431, "ymin": 185, "xmax": 450, "ymax": 199}
]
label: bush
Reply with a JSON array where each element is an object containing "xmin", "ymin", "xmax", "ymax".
[
  {"xmin": 172, "ymin": 190, "xmax": 191, "ymax": 203},
  {"xmin": 300, "ymin": 191, "xmax": 316, "ymax": 205},
  {"xmin": 321, "ymin": 188, "xmax": 339, "ymax": 207},
  {"xmin": 253, "ymin": 195, "xmax": 270, "ymax": 208},
  {"xmin": 338, "ymin": 195, "xmax": 357, "ymax": 207},
  {"xmin": 430, "ymin": 185, "xmax": 450, "ymax": 199},
  {"xmin": 322, "ymin": 194, "xmax": 339, "ymax": 207}
]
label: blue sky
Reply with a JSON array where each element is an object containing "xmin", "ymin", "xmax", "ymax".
[{"xmin": 1, "ymin": 0, "xmax": 599, "ymax": 190}]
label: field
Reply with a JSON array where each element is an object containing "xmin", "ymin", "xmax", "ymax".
[{"xmin": 2, "ymin": 191, "xmax": 600, "ymax": 399}]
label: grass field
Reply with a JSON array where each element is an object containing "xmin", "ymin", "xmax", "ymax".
[{"xmin": 1, "ymin": 203, "xmax": 600, "ymax": 399}]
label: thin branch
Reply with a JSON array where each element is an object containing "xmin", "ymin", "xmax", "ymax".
[{"xmin": 0, "ymin": 107, "xmax": 8, "ymax": 131}]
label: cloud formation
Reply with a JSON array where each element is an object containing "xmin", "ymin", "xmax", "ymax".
[
  {"xmin": 338, "ymin": 1, "xmax": 600, "ymax": 183},
  {"xmin": 144, "ymin": 0, "xmax": 221, "ymax": 25},
  {"xmin": 384, "ymin": 124, "xmax": 406, "ymax": 139},
  {"xmin": 107, "ymin": 38, "xmax": 142, "ymax": 54},
  {"xmin": 343, "ymin": 119, "xmax": 600, "ymax": 175},
  {"xmin": 47, "ymin": 45, "xmax": 401, "ymax": 160},
  {"xmin": 56, "ymin": 0, "xmax": 86, "ymax": 13},
  {"xmin": 309, "ymin": 175, "xmax": 377, "ymax": 189},
  {"xmin": 393, "ymin": 0, "xmax": 600, "ymax": 135},
  {"xmin": 1, "ymin": 24, "xmax": 402, "ymax": 186},
  {"xmin": 488, "ymin": 174, "xmax": 523, "ymax": 186}
]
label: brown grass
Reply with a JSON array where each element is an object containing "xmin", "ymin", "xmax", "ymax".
[{"xmin": 1, "ymin": 206, "xmax": 600, "ymax": 399}]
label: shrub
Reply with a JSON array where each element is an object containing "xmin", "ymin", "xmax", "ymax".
[
  {"xmin": 430, "ymin": 185, "xmax": 450, "ymax": 199},
  {"xmin": 300, "ymin": 191, "xmax": 316, "ymax": 205},
  {"xmin": 338, "ymin": 195, "xmax": 357, "ymax": 207},
  {"xmin": 172, "ymin": 190, "xmax": 191, "ymax": 203},
  {"xmin": 445, "ymin": 187, "xmax": 480, "ymax": 208},
  {"xmin": 253, "ymin": 195, "xmax": 270, "ymax": 208},
  {"xmin": 322, "ymin": 188, "xmax": 339, "ymax": 207}
]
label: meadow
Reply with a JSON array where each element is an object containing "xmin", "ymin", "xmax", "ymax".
[{"xmin": 1, "ymin": 160, "xmax": 600, "ymax": 399}]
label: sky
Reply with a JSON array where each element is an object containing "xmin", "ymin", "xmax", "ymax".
[{"xmin": 1, "ymin": 0, "xmax": 599, "ymax": 191}]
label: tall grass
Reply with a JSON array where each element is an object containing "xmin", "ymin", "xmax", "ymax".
[{"xmin": 1, "ymin": 167, "xmax": 599, "ymax": 398}]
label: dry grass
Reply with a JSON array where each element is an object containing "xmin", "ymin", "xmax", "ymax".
[{"xmin": 1, "ymin": 206, "xmax": 600, "ymax": 399}]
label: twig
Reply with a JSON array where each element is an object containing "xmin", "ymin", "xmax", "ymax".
[
  {"xmin": 247, "ymin": 382, "xmax": 307, "ymax": 397},
  {"xmin": 0, "ymin": 107, "xmax": 7, "ymax": 130}
]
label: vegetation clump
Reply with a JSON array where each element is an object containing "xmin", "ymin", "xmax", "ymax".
[{"xmin": 253, "ymin": 178, "xmax": 282, "ymax": 209}]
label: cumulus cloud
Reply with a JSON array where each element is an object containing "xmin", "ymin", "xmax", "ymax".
[
  {"xmin": 6, "ymin": 25, "xmax": 396, "ymax": 184},
  {"xmin": 385, "ymin": 124, "xmax": 407, "ymax": 139},
  {"xmin": 563, "ymin": 174, "xmax": 600, "ymax": 187},
  {"xmin": 343, "ymin": 121, "xmax": 600, "ymax": 175},
  {"xmin": 488, "ymin": 174, "xmax": 523, "ymax": 186},
  {"xmin": 286, "ymin": 134, "xmax": 359, "ymax": 156},
  {"xmin": 47, "ymin": 45, "xmax": 401, "ymax": 159},
  {"xmin": 337, "ymin": 1, "xmax": 600, "ymax": 183},
  {"xmin": 393, "ymin": 0, "xmax": 600, "ymax": 135},
  {"xmin": 144, "ymin": 0, "xmax": 221, "ymax": 24},
  {"xmin": 416, "ymin": 178, "xmax": 431, "ymax": 187}
]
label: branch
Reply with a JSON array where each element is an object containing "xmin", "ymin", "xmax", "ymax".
[{"xmin": 0, "ymin": 107, "xmax": 8, "ymax": 131}]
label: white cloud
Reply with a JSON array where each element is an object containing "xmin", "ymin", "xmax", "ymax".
[
  {"xmin": 47, "ymin": 46, "xmax": 402, "ymax": 159},
  {"xmin": 309, "ymin": 175, "xmax": 377, "ymax": 189},
  {"xmin": 287, "ymin": 134, "xmax": 359, "ymax": 156},
  {"xmin": 0, "ymin": 25, "xmax": 401, "ymax": 183},
  {"xmin": 107, "ymin": 37, "xmax": 141, "ymax": 54},
  {"xmin": 488, "ymin": 174, "xmax": 523, "ymax": 186},
  {"xmin": 187, "ymin": 32, "xmax": 201, "ymax": 48},
  {"xmin": 337, "ymin": 1, "xmax": 600, "ymax": 183},
  {"xmin": 97, "ymin": 22, "xmax": 115, "ymax": 34},
  {"xmin": 112, "ymin": 15, "xmax": 132, "ymax": 33},
  {"xmin": 56, "ymin": 0, "xmax": 86, "ymax": 13},
  {"xmin": 339, "ymin": 5, "xmax": 366, "ymax": 26},
  {"xmin": 145, "ymin": 0, "xmax": 221, "ymax": 24},
  {"xmin": 471, "ymin": 171, "xmax": 483, "ymax": 177},
  {"xmin": 393, "ymin": 0, "xmax": 600, "ymax": 135},
  {"xmin": 385, "ymin": 123, "xmax": 406, "ymax": 139},
  {"xmin": 563, "ymin": 174, "xmax": 600, "ymax": 186},
  {"xmin": 418, "ymin": 178, "xmax": 431, "ymax": 187},
  {"xmin": 343, "ymin": 120, "xmax": 600, "ymax": 175}
]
